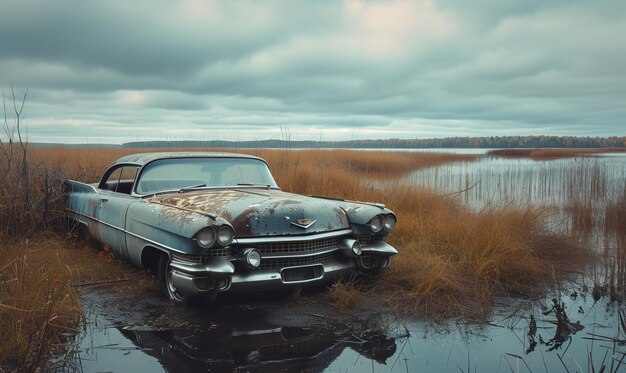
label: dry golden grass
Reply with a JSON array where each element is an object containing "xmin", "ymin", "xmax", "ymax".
[
  {"xmin": 257, "ymin": 149, "xmax": 478, "ymax": 196},
  {"xmin": 381, "ymin": 193, "xmax": 589, "ymax": 318},
  {"xmin": 22, "ymin": 146, "xmax": 478, "ymax": 184},
  {"xmin": 326, "ymin": 280, "xmax": 362, "ymax": 313},
  {"xmin": 566, "ymin": 200, "xmax": 596, "ymax": 237},
  {"xmin": 0, "ymin": 236, "xmax": 82, "ymax": 371},
  {"xmin": 488, "ymin": 148, "xmax": 626, "ymax": 159},
  {"xmin": 0, "ymin": 233, "xmax": 153, "ymax": 371}
]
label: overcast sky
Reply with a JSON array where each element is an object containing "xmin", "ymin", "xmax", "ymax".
[{"xmin": 1, "ymin": 0, "xmax": 625, "ymax": 143}]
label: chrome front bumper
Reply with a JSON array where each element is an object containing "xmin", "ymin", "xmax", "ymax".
[{"xmin": 168, "ymin": 240, "xmax": 397, "ymax": 298}]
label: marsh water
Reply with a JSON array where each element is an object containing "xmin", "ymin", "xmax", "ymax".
[{"xmin": 65, "ymin": 151, "xmax": 626, "ymax": 372}]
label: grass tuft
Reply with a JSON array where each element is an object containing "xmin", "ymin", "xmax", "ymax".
[{"xmin": 326, "ymin": 280, "xmax": 363, "ymax": 313}]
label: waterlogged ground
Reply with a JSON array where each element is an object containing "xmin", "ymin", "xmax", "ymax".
[
  {"xmin": 61, "ymin": 151, "xmax": 626, "ymax": 372},
  {"xmin": 59, "ymin": 284, "xmax": 624, "ymax": 372}
]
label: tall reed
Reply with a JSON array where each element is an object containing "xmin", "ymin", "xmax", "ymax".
[
  {"xmin": 0, "ymin": 142, "xmax": 69, "ymax": 236},
  {"xmin": 603, "ymin": 189, "xmax": 626, "ymax": 300},
  {"xmin": 0, "ymin": 236, "xmax": 83, "ymax": 371},
  {"xmin": 488, "ymin": 148, "xmax": 626, "ymax": 159}
]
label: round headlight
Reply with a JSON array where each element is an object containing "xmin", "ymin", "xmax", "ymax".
[
  {"xmin": 383, "ymin": 214, "xmax": 397, "ymax": 231},
  {"xmin": 369, "ymin": 215, "xmax": 383, "ymax": 232},
  {"xmin": 196, "ymin": 228, "xmax": 216, "ymax": 248},
  {"xmin": 246, "ymin": 249, "xmax": 261, "ymax": 268},
  {"xmin": 217, "ymin": 225, "xmax": 234, "ymax": 246}
]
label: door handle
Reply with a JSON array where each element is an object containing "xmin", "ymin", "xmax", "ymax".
[{"xmin": 100, "ymin": 198, "xmax": 109, "ymax": 202}]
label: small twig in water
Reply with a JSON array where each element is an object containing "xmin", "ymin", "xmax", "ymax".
[
  {"xmin": 443, "ymin": 181, "xmax": 479, "ymax": 196},
  {"xmin": 557, "ymin": 353, "xmax": 571, "ymax": 373},
  {"xmin": 614, "ymin": 350, "xmax": 626, "ymax": 372},
  {"xmin": 307, "ymin": 312, "xmax": 326, "ymax": 319},
  {"xmin": 505, "ymin": 353, "xmax": 533, "ymax": 372},
  {"xmin": 72, "ymin": 278, "xmax": 135, "ymax": 287}
]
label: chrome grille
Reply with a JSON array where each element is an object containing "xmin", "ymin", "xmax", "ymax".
[
  {"xmin": 202, "ymin": 247, "xmax": 234, "ymax": 259},
  {"xmin": 175, "ymin": 236, "xmax": 347, "ymax": 266},
  {"xmin": 256, "ymin": 237, "xmax": 339, "ymax": 255},
  {"xmin": 257, "ymin": 252, "xmax": 340, "ymax": 270},
  {"xmin": 172, "ymin": 248, "xmax": 234, "ymax": 264},
  {"xmin": 356, "ymin": 235, "xmax": 383, "ymax": 247},
  {"xmin": 171, "ymin": 252, "xmax": 203, "ymax": 264}
]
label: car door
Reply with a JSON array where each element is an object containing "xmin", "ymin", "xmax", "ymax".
[{"xmin": 96, "ymin": 165, "xmax": 139, "ymax": 260}]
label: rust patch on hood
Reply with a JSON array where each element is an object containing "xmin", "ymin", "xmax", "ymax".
[
  {"xmin": 151, "ymin": 190, "xmax": 249, "ymax": 214},
  {"xmin": 149, "ymin": 189, "xmax": 350, "ymax": 237}
]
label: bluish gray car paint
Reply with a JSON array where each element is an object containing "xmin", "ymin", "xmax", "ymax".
[{"xmin": 65, "ymin": 152, "xmax": 398, "ymax": 301}]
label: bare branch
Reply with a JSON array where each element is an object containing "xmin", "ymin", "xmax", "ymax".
[
  {"xmin": 2, "ymin": 91, "xmax": 13, "ymax": 144},
  {"xmin": 11, "ymin": 84, "xmax": 28, "ymax": 151}
]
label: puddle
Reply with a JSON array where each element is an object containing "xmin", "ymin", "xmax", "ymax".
[
  {"xmin": 58, "ymin": 284, "xmax": 625, "ymax": 372},
  {"xmin": 65, "ymin": 288, "xmax": 407, "ymax": 372}
]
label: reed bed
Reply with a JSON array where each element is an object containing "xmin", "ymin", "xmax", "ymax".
[
  {"xmin": 601, "ymin": 189, "xmax": 626, "ymax": 300},
  {"xmin": 0, "ymin": 145, "xmax": 66, "ymax": 236},
  {"xmin": 383, "ymin": 192, "xmax": 588, "ymax": 318},
  {"xmin": 488, "ymin": 148, "xmax": 626, "ymax": 159}
]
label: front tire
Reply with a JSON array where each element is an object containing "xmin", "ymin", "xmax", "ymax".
[{"xmin": 158, "ymin": 253, "xmax": 187, "ymax": 303}]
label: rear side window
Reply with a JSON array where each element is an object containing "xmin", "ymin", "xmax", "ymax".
[{"xmin": 99, "ymin": 165, "xmax": 139, "ymax": 194}]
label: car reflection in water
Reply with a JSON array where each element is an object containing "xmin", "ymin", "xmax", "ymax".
[{"xmin": 120, "ymin": 320, "xmax": 398, "ymax": 372}]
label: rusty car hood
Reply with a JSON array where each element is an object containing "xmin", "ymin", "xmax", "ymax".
[{"xmin": 148, "ymin": 189, "xmax": 350, "ymax": 237}]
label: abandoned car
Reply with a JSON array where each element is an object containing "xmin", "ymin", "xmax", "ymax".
[{"xmin": 64, "ymin": 152, "xmax": 398, "ymax": 303}]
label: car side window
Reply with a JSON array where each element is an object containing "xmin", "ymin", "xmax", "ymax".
[{"xmin": 100, "ymin": 165, "xmax": 139, "ymax": 194}]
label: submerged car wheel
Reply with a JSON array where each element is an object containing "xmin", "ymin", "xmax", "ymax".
[{"xmin": 158, "ymin": 254, "xmax": 187, "ymax": 303}]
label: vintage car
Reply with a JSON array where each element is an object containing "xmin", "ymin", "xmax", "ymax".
[{"xmin": 64, "ymin": 152, "xmax": 398, "ymax": 303}]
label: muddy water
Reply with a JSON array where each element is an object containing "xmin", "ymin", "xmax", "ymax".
[{"xmin": 62, "ymin": 152, "xmax": 626, "ymax": 372}]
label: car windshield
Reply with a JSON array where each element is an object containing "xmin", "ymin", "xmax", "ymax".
[{"xmin": 135, "ymin": 157, "xmax": 278, "ymax": 194}]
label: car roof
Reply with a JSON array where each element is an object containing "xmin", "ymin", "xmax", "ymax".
[{"xmin": 112, "ymin": 152, "xmax": 265, "ymax": 166}]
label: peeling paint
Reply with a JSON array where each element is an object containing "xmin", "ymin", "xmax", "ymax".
[{"xmin": 149, "ymin": 189, "xmax": 351, "ymax": 237}]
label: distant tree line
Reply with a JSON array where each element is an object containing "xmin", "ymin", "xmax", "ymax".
[{"xmin": 121, "ymin": 136, "xmax": 626, "ymax": 149}]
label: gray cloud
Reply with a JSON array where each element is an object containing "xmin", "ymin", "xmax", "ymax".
[{"xmin": 1, "ymin": 0, "xmax": 624, "ymax": 143}]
